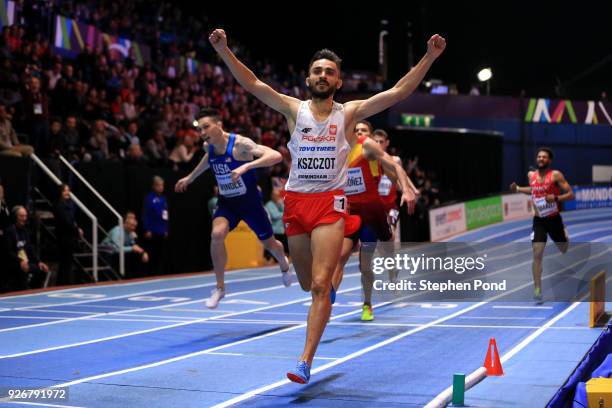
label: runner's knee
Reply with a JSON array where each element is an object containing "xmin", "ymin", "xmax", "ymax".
[
  {"xmin": 533, "ymin": 248, "xmax": 544, "ymax": 260},
  {"xmin": 211, "ymin": 227, "xmax": 228, "ymax": 243},
  {"xmin": 311, "ymin": 281, "xmax": 330, "ymax": 299}
]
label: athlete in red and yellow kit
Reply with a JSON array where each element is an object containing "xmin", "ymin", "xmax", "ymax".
[{"xmin": 332, "ymin": 120, "xmax": 415, "ymax": 320}]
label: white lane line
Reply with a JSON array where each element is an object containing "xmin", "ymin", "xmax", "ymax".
[
  {"xmin": 87, "ymin": 318, "xmax": 189, "ymax": 323},
  {"xmin": 210, "ymin": 302, "xmax": 488, "ymax": 408},
  {"xmin": 425, "ymin": 302, "xmax": 584, "ymax": 408},
  {"xmin": 0, "ymin": 267, "xmax": 354, "ymax": 334},
  {"xmin": 448, "ymin": 210, "xmax": 612, "ymax": 242},
  {"xmin": 105, "ymin": 313, "xmax": 196, "ymax": 320},
  {"xmin": 46, "ymin": 292, "xmax": 383, "ymax": 389},
  {"xmin": 9, "ymin": 246, "xmax": 604, "ymax": 399},
  {"xmin": 594, "ymin": 233, "xmax": 612, "ymax": 242},
  {"xmin": 46, "ymin": 305, "xmax": 139, "ymax": 310},
  {"xmin": 161, "ymin": 308, "xmax": 229, "ymax": 312},
  {"xmin": 11, "ymin": 272, "xmax": 282, "ymax": 311},
  {"xmin": 0, "ymin": 316, "xmax": 69, "ymax": 320},
  {"xmin": 15, "ymin": 241, "xmax": 588, "ymax": 357},
  {"xmin": 161, "ymin": 308, "xmax": 241, "ymax": 314},
  {"xmin": 206, "ymin": 352, "xmax": 244, "ymax": 357},
  {"xmin": 251, "ymin": 311, "xmax": 307, "ymax": 316},
  {"xmin": 9, "ymin": 309, "xmax": 94, "ymax": 315},
  {"xmin": 500, "ymin": 302, "xmax": 583, "ymax": 362},
  {"xmin": 199, "ymin": 352, "xmax": 340, "ymax": 361},
  {"xmin": 0, "ymin": 261, "xmax": 293, "ymax": 301},
  {"xmin": 210, "ymin": 246, "xmax": 612, "ymax": 408},
  {"xmin": 492, "ymin": 305, "xmax": 553, "ymax": 310},
  {"xmin": 0, "ymin": 279, "xmax": 363, "ymax": 359},
  {"xmin": 0, "ymin": 291, "xmax": 249, "ymax": 334},
  {"xmin": 512, "ymin": 220, "xmax": 612, "ymax": 243},
  {"xmin": 21, "ymin": 310, "xmax": 199, "ymax": 320},
  {"xmin": 511, "ymin": 218, "xmax": 612, "ymax": 242},
  {"xmin": 207, "ymin": 352, "xmax": 340, "ymax": 361},
  {"xmin": 202, "ymin": 319, "xmax": 303, "ymax": 325},
  {"xmin": 459, "ymin": 316, "xmax": 545, "ymax": 320},
  {"xmin": 425, "ymin": 271, "xmax": 612, "ymax": 408},
  {"xmin": 208, "ymin": 319, "xmax": 589, "ymax": 331}
]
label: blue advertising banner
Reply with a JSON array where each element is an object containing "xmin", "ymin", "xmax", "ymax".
[{"xmin": 564, "ymin": 185, "xmax": 612, "ymax": 210}]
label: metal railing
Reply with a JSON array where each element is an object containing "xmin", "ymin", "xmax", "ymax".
[
  {"xmin": 58, "ymin": 155, "xmax": 125, "ymax": 277},
  {"xmin": 30, "ymin": 153, "xmax": 100, "ymax": 280}
]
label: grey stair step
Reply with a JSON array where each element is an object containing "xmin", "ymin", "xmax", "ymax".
[
  {"xmin": 83, "ymin": 266, "xmax": 112, "ymax": 272},
  {"xmin": 35, "ymin": 210, "xmax": 54, "ymax": 219}
]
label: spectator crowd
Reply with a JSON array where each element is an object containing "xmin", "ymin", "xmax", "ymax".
[{"xmin": 0, "ymin": 0, "xmax": 448, "ymax": 292}]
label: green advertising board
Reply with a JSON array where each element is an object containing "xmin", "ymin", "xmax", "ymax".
[{"xmin": 466, "ymin": 196, "xmax": 502, "ymax": 230}]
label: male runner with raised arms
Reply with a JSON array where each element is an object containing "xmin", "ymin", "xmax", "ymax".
[
  {"xmin": 175, "ymin": 108, "xmax": 291, "ymax": 308},
  {"xmin": 510, "ymin": 147, "xmax": 574, "ymax": 303},
  {"xmin": 209, "ymin": 28, "xmax": 446, "ymax": 383}
]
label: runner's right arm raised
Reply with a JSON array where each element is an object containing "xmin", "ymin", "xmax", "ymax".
[
  {"xmin": 209, "ymin": 29, "xmax": 300, "ymax": 119},
  {"xmin": 175, "ymin": 152, "xmax": 210, "ymax": 192}
]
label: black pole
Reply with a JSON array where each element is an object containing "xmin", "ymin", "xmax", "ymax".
[{"xmin": 519, "ymin": 92, "xmax": 526, "ymax": 181}]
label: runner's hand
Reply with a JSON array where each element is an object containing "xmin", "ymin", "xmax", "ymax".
[
  {"xmin": 426, "ymin": 34, "xmax": 446, "ymax": 59},
  {"xmin": 209, "ymin": 29, "xmax": 227, "ymax": 52},
  {"xmin": 400, "ymin": 190, "xmax": 416, "ymax": 215},
  {"xmin": 231, "ymin": 166, "xmax": 247, "ymax": 183},
  {"xmin": 175, "ymin": 177, "xmax": 191, "ymax": 193}
]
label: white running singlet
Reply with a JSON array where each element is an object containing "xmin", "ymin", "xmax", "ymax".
[{"xmin": 285, "ymin": 101, "xmax": 349, "ymax": 193}]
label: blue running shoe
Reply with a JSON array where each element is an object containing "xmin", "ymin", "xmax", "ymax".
[
  {"xmin": 330, "ymin": 285, "xmax": 336, "ymax": 305},
  {"xmin": 287, "ymin": 360, "xmax": 311, "ymax": 384}
]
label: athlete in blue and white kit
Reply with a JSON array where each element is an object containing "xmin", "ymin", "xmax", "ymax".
[{"xmin": 175, "ymin": 108, "xmax": 292, "ymax": 308}]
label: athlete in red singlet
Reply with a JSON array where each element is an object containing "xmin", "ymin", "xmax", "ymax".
[
  {"xmin": 373, "ymin": 129, "xmax": 419, "ymax": 240},
  {"xmin": 209, "ymin": 27, "xmax": 445, "ymax": 384},
  {"xmin": 331, "ymin": 120, "xmax": 415, "ymax": 321},
  {"xmin": 510, "ymin": 147, "xmax": 574, "ymax": 302}
]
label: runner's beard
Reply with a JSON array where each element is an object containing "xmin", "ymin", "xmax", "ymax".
[
  {"xmin": 308, "ymin": 82, "xmax": 336, "ymax": 99},
  {"xmin": 537, "ymin": 162, "xmax": 550, "ymax": 170}
]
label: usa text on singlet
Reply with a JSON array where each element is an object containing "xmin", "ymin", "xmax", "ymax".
[{"xmin": 208, "ymin": 133, "xmax": 258, "ymax": 199}]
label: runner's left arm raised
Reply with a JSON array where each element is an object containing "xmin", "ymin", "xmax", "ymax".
[
  {"xmin": 548, "ymin": 170, "xmax": 574, "ymax": 203},
  {"xmin": 231, "ymin": 136, "xmax": 282, "ymax": 183},
  {"xmin": 363, "ymin": 138, "xmax": 416, "ymax": 214},
  {"xmin": 344, "ymin": 34, "xmax": 446, "ymax": 126}
]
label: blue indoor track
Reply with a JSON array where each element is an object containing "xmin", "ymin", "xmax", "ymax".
[{"xmin": 0, "ymin": 207, "xmax": 611, "ymax": 408}]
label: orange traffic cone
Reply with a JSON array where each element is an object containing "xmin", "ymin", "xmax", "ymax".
[{"xmin": 484, "ymin": 338, "xmax": 504, "ymax": 376}]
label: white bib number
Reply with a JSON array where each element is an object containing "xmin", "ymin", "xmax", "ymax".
[
  {"xmin": 334, "ymin": 195, "xmax": 347, "ymax": 213},
  {"xmin": 345, "ymin": 167, "xmax": 366, "ymax": 195},
  {"xmin": 378, "ymin": 175, "xmax": 393, "ymax": 196},
  {"xmin": 216, "ymin": 173, "xmax": 247, "ymax": 197},
  {"xmin": 533, "ymin": 196, "xmax": 556, "ymax": 217}
]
